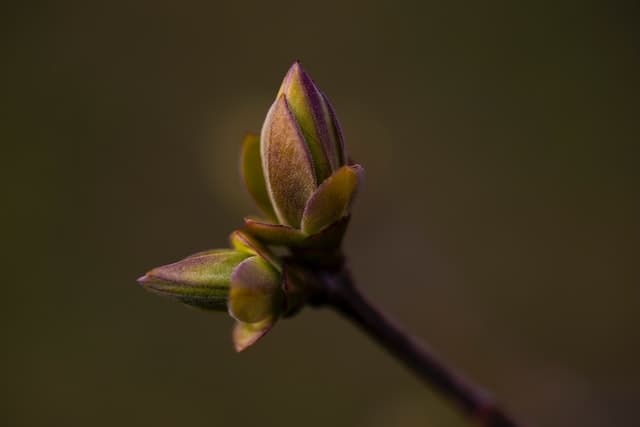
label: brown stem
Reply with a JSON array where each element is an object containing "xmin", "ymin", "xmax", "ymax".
[{"xmin": 316, "ymin": 267, "xmax": 522, "ymax": 427}]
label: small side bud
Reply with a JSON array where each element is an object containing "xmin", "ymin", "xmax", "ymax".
[{"xmin": 137, "ymin": 250, "xmax": 250, "ymax": 311}]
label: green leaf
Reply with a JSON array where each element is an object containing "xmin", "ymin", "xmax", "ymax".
[
  {"xmin": 301, "ymin": 164, "xmax": 363, "ymax": 234},
  {"xmin": 241, "ymin": 133, "xmax": 277, "ymax": 221},
  {"xmin": 228, "ymin": 256, "xmax": 283, "ymax": 324}
]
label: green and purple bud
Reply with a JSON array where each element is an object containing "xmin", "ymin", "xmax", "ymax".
[
  {"xmin": 137, "ymin": 250, "xmax": 249, "ymax": 311},
  {"xmin": 138, "ymin": 231, "xmax": 298, "ymax": 351},
  {"xmin": 242, "ymin": 62, "xmax": 363, "ymax": 248}
]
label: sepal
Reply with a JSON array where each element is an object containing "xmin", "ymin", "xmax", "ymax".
[
  {"xmin": 260, "ymin": 94, "xmax": 317, "ymax": 227},
  {"xmin": 232, "ymin": 318, "xmax": 275, "ymax": 352},
  {"xmin": 228, "ymin": 256, "xmax": 284, "ymax": 324},
  {"xmin": 230, "ymin": 230, "xmax": 281, "ymax": 272},
  {"xmin": 301, "ymin": 164, "xmax": 363, "ymax": 235},
  {"xmin": 243, "ymin": 217, "xmax": 308, "ymax": 245},
  {"xmin": 240, "ymin": 133, "xmax": 277, "ymax": 221}
]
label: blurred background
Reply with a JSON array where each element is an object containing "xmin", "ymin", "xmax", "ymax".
[{"xmin": 3, "ymin": 1, "xmax": 638, "ymax": 426}]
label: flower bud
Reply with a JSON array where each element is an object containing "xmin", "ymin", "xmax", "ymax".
[
  {"xmin": 138, "ymin": 62, "xmax": 363, "ymax": 352},
  {"xmin": 137, "ymin": 250, "xmax": 250, "ymax": 311},
  {"xmin": 241, "ymin": 62, "xmax": 364, "ymax": 248},
  {"xmin": 138, "ymin": 234, "xmax": 289, "ymax": 352}
]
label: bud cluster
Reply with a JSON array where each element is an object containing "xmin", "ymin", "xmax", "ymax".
[{"xmin": 138, "ymin": 62, "xmax": 363, "ymax": 351}]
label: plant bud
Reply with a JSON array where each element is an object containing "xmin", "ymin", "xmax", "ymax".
[
  {"xmin": 137, "ymin": 250, "xmax": 250, "ymax": 311},
  {"xmin": 138, "ymin": 236, "xmax": 289, "ymax": 352},
  {"xmin": 138, "ymin": 62, "xmax": 362, "ymax": 352},
  {"xmin": 241, "ymin": 62, "xmax": 364, "ymax": 249}
]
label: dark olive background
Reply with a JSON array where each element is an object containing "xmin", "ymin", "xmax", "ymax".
[{"xmin": 3, "ymin": 1, "xmax": 638, "ymax": 426}]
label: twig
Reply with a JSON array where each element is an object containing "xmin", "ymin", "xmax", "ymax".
[{"xmin": 314, "ymin": 266, "xmax": 522, "ymax": 427}]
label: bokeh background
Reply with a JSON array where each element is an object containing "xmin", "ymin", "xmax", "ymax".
[{"xmin": 3, "ymin": 1, "xmax": 638, "ymax": 426}]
